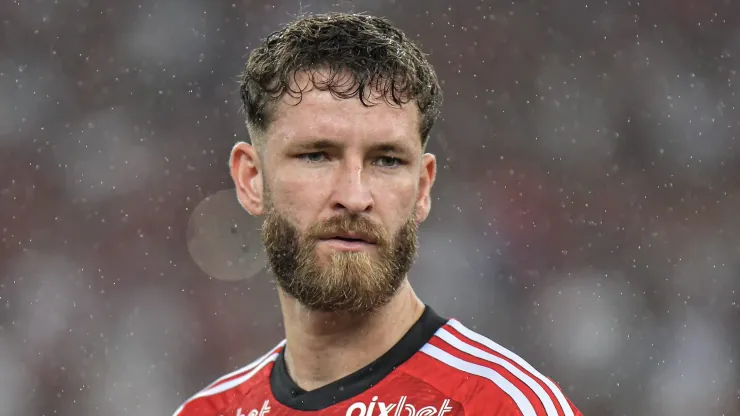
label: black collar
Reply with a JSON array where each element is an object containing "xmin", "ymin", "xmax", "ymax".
[{"xmin": 270, "ymin": 305, "xmax": 447, "ymax": 411}]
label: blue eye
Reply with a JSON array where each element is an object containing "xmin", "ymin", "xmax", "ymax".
[
  {"xmin": 298, "ymin": 152, "xmax": 327, "ymax": 163},
  {"xmin": 376, "ymin": 156, "xmax": 402, "ymax": 168}
]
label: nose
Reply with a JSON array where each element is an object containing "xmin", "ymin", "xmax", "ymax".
[{"xmin": 330, "ymin": 158, "xmax": 373, "ymax": 214}]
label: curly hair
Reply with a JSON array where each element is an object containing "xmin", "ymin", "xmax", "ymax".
[{"xmin": 239, "ymin": 12, "xmax": 442, "ymax": 147}]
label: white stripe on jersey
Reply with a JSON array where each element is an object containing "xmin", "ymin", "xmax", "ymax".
[
  {"xmin": 204, "ymin": 340, "xmax": 286, "ymax": 390},
  {"xmin": 173, "ymin": 352, "xmax": 278, "ymax": 415},
  {"xmin": 420, "ymin": 343, "xmax": 536, "ymax": 416},
  {"xmin": 436, "ymin": 328, "xmax": 560, "ymax": 416},
  {"xmin": 198, "ymin": 352, "xmax": 278, "ymax": 397},
  {"xmin": 448, "ymin": 320, "xmax": 574, "ymax": 416},
  {"xmin": 173, "ymin": 340, "xmax": 285, "ymax": 416}
]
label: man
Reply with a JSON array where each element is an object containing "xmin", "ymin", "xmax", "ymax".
[{"xmin": 175, "ymin": 12, "xmax": 583, "ymax": 416}]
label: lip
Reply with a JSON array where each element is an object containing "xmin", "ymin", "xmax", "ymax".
[
  {"xmin": 321, "ymin": 232, "xmax": 377, "ymax": 244},
  {"xmin": 319, "ymin": 237, "xmax": 376, "ymax": 252}
]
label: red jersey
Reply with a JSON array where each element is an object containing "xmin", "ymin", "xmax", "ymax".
[{"xmin": 174, "ymin": 307, "xmax": 582, "ymax": 416}]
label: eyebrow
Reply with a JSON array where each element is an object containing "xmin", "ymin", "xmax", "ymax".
[
  {"xmin": 293, "ymin": 139, "xmax": 413, "ymax": 154},
  {"xmin": 293, "ymin": 139, "xmax": 337, "ymax": 151},
  {"xmin": 370, "ymin": 142, "xmax": 411, "ymax": 154}
]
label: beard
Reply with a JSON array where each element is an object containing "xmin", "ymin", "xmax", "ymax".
[{"xmin": 261, "ymin": 206, "xmax": 418, "ymax": 314}]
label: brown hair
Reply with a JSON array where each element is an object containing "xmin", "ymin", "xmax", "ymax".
[{"xmin": 239, "ymin": 12, "xmax": 442, "ymax": 147}]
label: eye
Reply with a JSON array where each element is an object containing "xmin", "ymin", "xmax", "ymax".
[
  {"xmin": 375, "ymin": 156, "xmax": 403, "ymax": 168},
  {"xmin": 297, "ymin": 152, "xmax": 328, "ymax": 163}
]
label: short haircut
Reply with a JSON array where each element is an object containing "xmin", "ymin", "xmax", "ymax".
[{"xmin": 239, "ymin": 12, "xmax": 443, "ymax": 148}]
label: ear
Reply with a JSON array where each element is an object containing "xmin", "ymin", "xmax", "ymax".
[
  {"xmin": 230, "ymin": 141, "xmax": 265, "ymax": 216},
  {"xmin": 414, "ymin": 153, "xmax": 436, "ymax": 223}
]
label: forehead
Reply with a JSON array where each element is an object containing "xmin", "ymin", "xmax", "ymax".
[{"xmin": 266, "ymin": 71, "xmax": 422, "ymax": 149}]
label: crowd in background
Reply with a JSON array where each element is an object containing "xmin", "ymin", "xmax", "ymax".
[{"xmin": 2, "ymin": 0, "xmax": 740, "ymax": 414}]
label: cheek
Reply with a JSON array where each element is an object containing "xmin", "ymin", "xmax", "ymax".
[
  {"xmin": 372, "ymin": 178, "xmax": 418, "ymax": 219},
  {"xmin": 270, "ymin": 176, "xmax": 329, "ymax": 227}
]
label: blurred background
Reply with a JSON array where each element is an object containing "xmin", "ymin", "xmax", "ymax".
[{"xmin": 2, "ymin": 0, "xmax": 740, "ymax": 415}]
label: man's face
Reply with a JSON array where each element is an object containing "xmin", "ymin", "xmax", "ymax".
[{"xmin": 231, "ymin": 72, "xmax": 436, "ymax": 313}]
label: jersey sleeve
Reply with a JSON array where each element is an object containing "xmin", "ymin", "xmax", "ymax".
[
  {"xmin": 172, "ymin": 341, "xmax": 285, "ymax": 416},
  {"xmin": 464, "ymin": 394, "xmax": 583, "ymax": 416},
  {"xmin": 173, "ymin": 399, "xmax": 217, "ymax": 416},
  {"xmin": 430, "ymin": 320, "xmax": 585, "ymax": 416},
  {"xmin": 462, "ymin": 385, "xmax": 584, "ymax": 416}
]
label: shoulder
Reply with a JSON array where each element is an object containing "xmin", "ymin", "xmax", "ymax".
[
  {"xmin": 172, "ymin": 340, "xmax": 285, "ymax": 416},
  {"xmin": 407, "ymin": 319, "xmax": 581, "ymax": 416}
]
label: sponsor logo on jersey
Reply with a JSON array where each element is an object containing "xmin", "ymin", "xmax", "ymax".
[
  {"xmin": 345, "ymin": 396, "xmax": 453, "ymax": 416},
  {"xmin": 235, "ymin": 400, "xmax": 271, "ymax": 416}
]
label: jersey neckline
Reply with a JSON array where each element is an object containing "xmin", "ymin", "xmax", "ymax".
[{"xmin": 269, "ymin": 304, "xmax": 448, "ymax": 411}]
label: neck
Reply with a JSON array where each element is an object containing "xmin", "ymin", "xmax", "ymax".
[{"xmin": 278, "ymin": 280, "xmax": 424, "ymax": 391}]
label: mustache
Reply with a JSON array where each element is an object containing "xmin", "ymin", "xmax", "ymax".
[{"xmin": 307, "ymin": 215, "xmax": 389, "ymax": 244}]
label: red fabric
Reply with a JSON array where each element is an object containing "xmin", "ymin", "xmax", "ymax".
[{"xmin": 175, "ymin": 323, "xmax": 582, "ymax": 416}]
